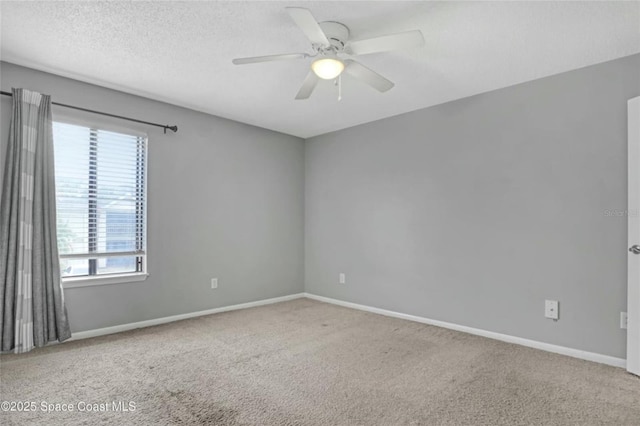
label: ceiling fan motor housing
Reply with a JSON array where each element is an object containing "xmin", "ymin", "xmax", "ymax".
[{"xmin": 319, "ymin": 21, "xmax": 350, "ymax": 51}]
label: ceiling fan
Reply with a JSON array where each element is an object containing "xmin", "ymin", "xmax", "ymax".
[{"xmin": 232, "ymin": 7, "xmax": 425, "ymax": 100}]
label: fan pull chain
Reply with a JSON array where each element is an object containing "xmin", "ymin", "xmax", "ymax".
[{"xmin": 338, "ymin": 75, "xmax": 342, "ymax": 101}]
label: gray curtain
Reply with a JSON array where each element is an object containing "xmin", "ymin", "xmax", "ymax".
[{"xmin": 0, "ymin": 88, "xmax": 71, "ymax": 353}]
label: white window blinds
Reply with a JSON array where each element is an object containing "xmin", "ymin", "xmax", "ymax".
[{"xmin": 53, "ymin": 122, "xmax": 147, "ymax": 278}]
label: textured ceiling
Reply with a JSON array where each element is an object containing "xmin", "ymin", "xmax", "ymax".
[{"xmin": 1, "ymin": 1, "xmax": 639, "ymax": 138}]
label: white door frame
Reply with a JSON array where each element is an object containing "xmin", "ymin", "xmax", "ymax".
[{"xmin": 628, "ymin": 96, "xmax": 640, "ymax": 376}]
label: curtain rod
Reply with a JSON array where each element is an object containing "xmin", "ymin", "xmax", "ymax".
[{"xmin": 0, "ymin": 90, "xmax": 178, "ymax": 134}]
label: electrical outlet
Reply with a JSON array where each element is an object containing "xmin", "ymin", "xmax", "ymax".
[
  {"xmin": 621, "ymin": 312, "xmax": 628, "ymax": 329},
  {"xmin": 211, "ymin": 278, "xmax": 218, "ymax": 289},
  {"xmin": 545, "ymin": 300, "xmax": 559, "ymax": 320},
  {"xmin": 339, "ymin": 273, "xmax": 346, "ymax": 284}
]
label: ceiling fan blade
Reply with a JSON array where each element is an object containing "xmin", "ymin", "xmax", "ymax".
[
  {"xmin": 232, "ymin": 53, "xmax": 308, "ymax": 65},
  {"xmin": 286, "ymin": 7, "xmax": 331, "ymax": 47},
  {"xmin": 343, "ymin": 60, "xmax": 394, "ymax": 92},
  {"xmin": 295, "ymin": 71, "xmax": 319, "ymax": 100},
  {"xmin": 345, "ymin": 30, "xmax": 425, "ymax": 55}
]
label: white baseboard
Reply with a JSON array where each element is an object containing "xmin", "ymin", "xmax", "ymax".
[
  {"xmin": 66, "ymin": 291, "xmax": 627, "ymax": 369},
  {"xmin": 303, "ymin": 293, "xmax": 627, "ymax": 369},
  {"xmin": 70, "ymin": 293, "xmax": 306, "ymax": 341}
]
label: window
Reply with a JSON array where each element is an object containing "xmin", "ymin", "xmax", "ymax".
[{"xmin": 53, "ymin": 122, "xmax": 147, "ymax": 285}]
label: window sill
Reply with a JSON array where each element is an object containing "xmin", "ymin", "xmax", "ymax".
[{"xmin": 62, "ymin": 273, "xmax": 148, "ymax": 288}]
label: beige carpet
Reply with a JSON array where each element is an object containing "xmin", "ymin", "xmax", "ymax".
[{"xmin": 1, "ymin": 298, "xmax": 639, "ymax": 425}]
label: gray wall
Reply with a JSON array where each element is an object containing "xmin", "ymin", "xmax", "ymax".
[
  {"xmin": 0, "ymin": 61, "xmax": 305, "ymax": 333},
  {"xmin": 305, "ymin": 54, "xmax": 640, "ymax": 359}
]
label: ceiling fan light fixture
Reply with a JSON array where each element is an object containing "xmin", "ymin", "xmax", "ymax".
[{"xmin": 311, "ymin": 57, "xmax": 344, "ymax": 80}]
